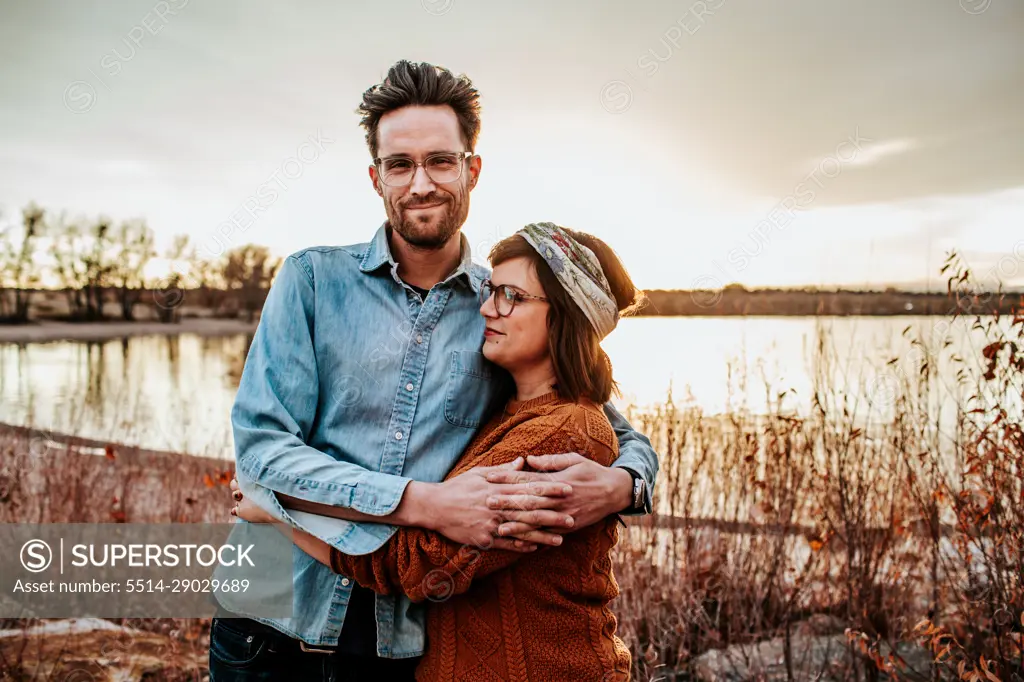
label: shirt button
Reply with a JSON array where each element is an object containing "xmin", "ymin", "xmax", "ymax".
[
  {"xmin": 341, "ymin": 578, "xmax": 350, "ymax": 587},
  {"xmin": 395, "ymin": 431, "xmax": 403, "ymax": 440},
  {"xmin": 415, "ymin": 334, "xmax": 423, "ymax": 344},
  {"xmin": 405, "ymin": 383, "xmax": 414, "ymax": 391}
]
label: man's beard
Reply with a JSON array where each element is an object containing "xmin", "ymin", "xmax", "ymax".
[{"xmin": 387, "ymin": 192, "xmax": 468, "ymax": 249}]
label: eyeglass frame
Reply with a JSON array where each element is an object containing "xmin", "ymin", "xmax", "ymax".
[
  {"xmin": 372, "ymin": 151, "xmax": 476, "ymax": 187},
  {"xmin": 480, "ymin": 278, "xmax": 549, "ymax": 317}
]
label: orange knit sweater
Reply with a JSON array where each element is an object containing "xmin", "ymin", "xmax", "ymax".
[{"xmin": 330, "ymin": 391, "xmax": 631, "ymax": 681}]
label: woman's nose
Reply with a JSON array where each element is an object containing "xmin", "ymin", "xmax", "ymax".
[{"xmin": 480, "ymin": 292, "xmax": 498, "ymax": 317}]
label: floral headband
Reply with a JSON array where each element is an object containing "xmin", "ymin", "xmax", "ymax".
[{"xmin": 517, "ymin": 222, "xmax": 619, "ymax": 339}]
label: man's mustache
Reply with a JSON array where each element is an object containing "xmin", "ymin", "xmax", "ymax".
[{"xmin": 401, "ymin": 194, "xmax": 450, "ymax": 209}]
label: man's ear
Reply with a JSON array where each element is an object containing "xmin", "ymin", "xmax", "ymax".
[
  {"xmin": 467, "ymin": 154, "xmax": 482, "ymax": 190},
  {"xmin": 368, "ymin": 165, "xmax": 384, "ymax": 196}
]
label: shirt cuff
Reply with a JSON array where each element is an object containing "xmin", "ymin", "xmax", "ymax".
[
  {"xmin": 351, "ymin": 472, "xmax": 414, "ymax": 516},
  {"xmin": 238, "ymin": 452, "xmax": 412, "ymax": 516},
  {"xmin": 237, "ymin": 478, "xmax": 401, "ymax": 555}
]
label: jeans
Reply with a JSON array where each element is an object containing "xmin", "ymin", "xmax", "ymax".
[{"xmin": 208, "ymin": 616, "xmax": 421, "ymax": 682}]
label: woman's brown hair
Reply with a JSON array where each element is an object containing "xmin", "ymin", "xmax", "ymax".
[{"xmin": 488, "ymin": 228, "xmax": 645, "ymax": 404}]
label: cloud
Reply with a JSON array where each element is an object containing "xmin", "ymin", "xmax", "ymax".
[{"xmin": 639, "ymin": 0, "xmax": 1024, "ymax": 205}]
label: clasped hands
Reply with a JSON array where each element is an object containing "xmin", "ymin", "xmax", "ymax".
[{"xmin": 231, "ymin": 453, "xmax": 631, "ymax": 553}]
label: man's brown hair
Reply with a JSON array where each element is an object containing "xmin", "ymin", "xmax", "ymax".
[
  {"xmin": 357, "ymin": 60, "xmax": 482, "ymax": 158},
  {"xmin": 489, "ymin": 229, "xmax": 646, "ymax": 404}
]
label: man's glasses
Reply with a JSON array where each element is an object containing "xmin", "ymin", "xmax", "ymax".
[
  {"xmin": 480, "ymin": 279, "xmax": 548, "ymax": 317},
  {"xmin": 373, "ymin": 151, "xmax": 474, "ymax": 187}
]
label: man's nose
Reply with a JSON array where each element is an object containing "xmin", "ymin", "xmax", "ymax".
[{"xmin": 408, "ymin": 163, "xmax": 437, "ymax": 195}]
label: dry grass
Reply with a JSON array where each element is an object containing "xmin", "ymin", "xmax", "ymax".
[
  {"xmin": 0, "ymin": 426, "xmax": 233, "ymax": 680},
  {"xmin": 613, "ymin": 255, "xmax": 1024, "ymax": 681}
]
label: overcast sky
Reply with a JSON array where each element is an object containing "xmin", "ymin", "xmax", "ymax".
[{"xmin": 1, "ymin": 0, "xmax": 1022, "ymax": 289}]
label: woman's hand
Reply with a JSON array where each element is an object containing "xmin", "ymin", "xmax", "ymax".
[
  {"xmin": 230, "ymin": 477, "xmax": 279, "ymax": 524},
  {"xmin": 485, "ymin": 453, "xmax": 632, "ymax": 534}
]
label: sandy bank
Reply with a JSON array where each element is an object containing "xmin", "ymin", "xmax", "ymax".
[{"xmin": 0, "ymin": 317, "xmax": 259, "ymax": 344}]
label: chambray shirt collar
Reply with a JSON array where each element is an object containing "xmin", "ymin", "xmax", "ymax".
[{"xmin": 359, "ymin": 222, "xmax": 482, "ymax": 294}]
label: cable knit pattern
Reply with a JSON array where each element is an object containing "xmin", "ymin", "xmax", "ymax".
[{"xmin": 329, "ymin": 391, "xmax": 631, "ymax": 681}]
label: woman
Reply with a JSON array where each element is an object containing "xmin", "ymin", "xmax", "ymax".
[{"xmin": 232, "ymin": 222, "xmax": 644, "ymax": 681}]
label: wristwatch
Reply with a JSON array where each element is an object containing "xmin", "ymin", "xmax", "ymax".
[{"xmin": 619, "ymin": 467, "xmax": 648, "ymax": 513}]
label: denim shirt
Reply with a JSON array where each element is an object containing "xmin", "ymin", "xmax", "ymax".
[{"xmin": 227, "ymin": 223, "xmax": 659, "ymax": 656}]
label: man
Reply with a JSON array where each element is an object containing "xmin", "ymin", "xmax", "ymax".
[{"xmin": 210, "ymin": 60, "xmax": 659, "ymax": 681}]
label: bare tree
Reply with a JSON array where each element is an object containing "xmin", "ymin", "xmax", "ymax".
[
  {"xmin": 109, "ymin": 219, "xmax": 156, "ymax": 320},
  {"xmin": 188, "ymin": 249, "xmax": 225, "ymax": 311},
  {"xmin": 49, "ymin": 213, "xmax": 92, "ymax": 319},
  {"xmin": 0, "ymin": 207, "xmax": 13, "ymax": 319},
  {"xmin": 0, "ymin": 203, "xmax": 45, "ymax": 322},
  {"xmin": 81, "ymin": 217, "xmax": 116, "ymax": 320},
  {"xmin": 152, "ymin": 234, "xmax": 192, "ymax": 323},
  {"xmin": 174, "ymin": 234, "xmax": 225, "ymax": 312},
  {"xmin": 165, "ymin": 234, "xmax": 191, "ymax": 265},
  {"xmin": 149, "ymin": 234, "xmax": 233, "ymax": 321},
  {"xmin": 222, "ymin": 244, "xmax": 280, "ymax": 322}
]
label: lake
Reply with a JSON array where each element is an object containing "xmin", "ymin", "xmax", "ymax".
[{"xmin": 0, "ymin": 315, "xmax": 1011, "ymax": 460}]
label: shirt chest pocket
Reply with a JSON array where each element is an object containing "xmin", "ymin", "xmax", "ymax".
[{"xmin": 444, "ymin": 350, "xmax": 501, "ymax": 429}]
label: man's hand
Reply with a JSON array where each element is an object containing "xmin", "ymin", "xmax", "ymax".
[
  {"xmin": 484, "ymin": 453, "xmax": 633, "ymax": 538},
  {"xmin": 396, "ymin": 457, "xmax": 576, "ymax": 552}
]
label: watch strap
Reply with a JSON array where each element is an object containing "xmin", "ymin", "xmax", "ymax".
[{"xmin": 619, "ymin": 467, "xmax": 645, "ymax": 512}]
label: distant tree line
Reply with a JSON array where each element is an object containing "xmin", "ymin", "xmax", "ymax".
[
  {"xmin": 5, "ymin": 203, "xmax": 1017, "ymax": 324},
  {"xmin": 0, "ymin": 203, "xmax": 280, "ymax": 324},
  {"xmin": 639, "ymin": 282, "xmax": 1023, "ymax": 316}
]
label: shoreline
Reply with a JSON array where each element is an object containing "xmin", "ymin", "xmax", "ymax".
[
  {"xmin": 0, "ymin": 317, "xmax": 259, "ymax": 344},
  {"xmin": 0, "ymin": 420, "xmax": 231, "ymax": 467},
  {"xmin": 0, "ymin": 310, "xmax": 988, "ymax": 345}
]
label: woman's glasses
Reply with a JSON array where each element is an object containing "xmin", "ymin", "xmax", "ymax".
[{"xmin": 480, "ymin": 279, "xmax": 548, "ymax": 317}]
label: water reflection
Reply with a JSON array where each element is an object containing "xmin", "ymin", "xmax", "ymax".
[
  {"xmin": 0, "ymin": 333, "xmax": 253, "ymax": 460},
  {"xmin": 603, "ymin": 315, "xmax": 1017, "ymax": 428},
  {"xmin": 0, "ymin": 315, "xmax": 1016, "ymax": 459}
]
